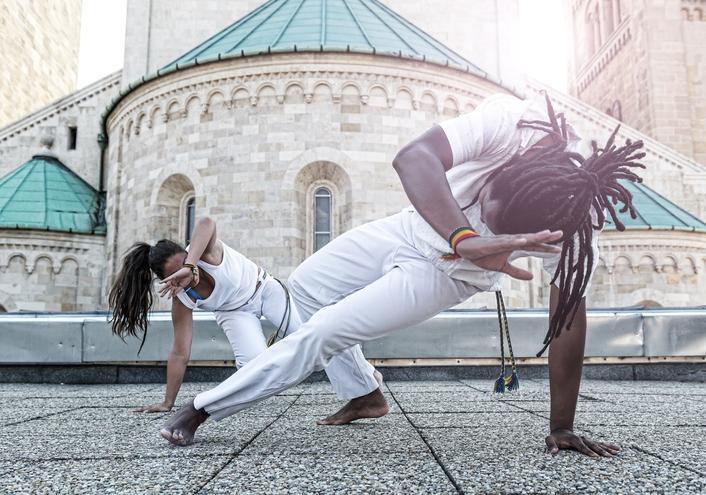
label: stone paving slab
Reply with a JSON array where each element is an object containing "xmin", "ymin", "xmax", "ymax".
[
  {"xmin": 421, "ymin": 427, "xmax": 706, "ymax": 494},
  {"xmin": 1, "ymin": 380, "xmax": 705, "ymax": 494},
  {"xmin": 0, "ymin": 413, "xmax": 276, "ymax": 462},
  {"xmin": 199, "ymin": 453, "xmax": 456, "ymax": 495},
  {"xmin": 587, "ymin": 425, "xmax": 706, "ymax": 473},
  {"xmin": 246, "ymin": 415, "xmax": 426, "ymax": 455},
  {"xmin": 390, "ymin": 392, "xmax": 521, "ymax": 413},
  {"xmin": 0, "ymin": 456, "xmax": 233, "ymax": 494},
  {"xmin": 406, "ymin": 411, "xmax": 546, "ymax": 429}
]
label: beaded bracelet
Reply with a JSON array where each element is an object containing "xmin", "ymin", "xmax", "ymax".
[{"xmin": 182, "ymin": 262, "xmax": 199, "ymax": 279}]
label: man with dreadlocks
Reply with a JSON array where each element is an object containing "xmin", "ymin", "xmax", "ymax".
[{"xmin": 158, "ymin": 92, "xmax": 644, "ymax": 457}]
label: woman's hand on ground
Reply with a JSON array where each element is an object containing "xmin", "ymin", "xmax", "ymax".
[
  {"xmin": 133, "ymin": 402, "xmax": 174, "ymax": 413},
  {"xmin": 159, "ymin": 267, "xmax": 196, "ymax": 298},
  {"xmin": 545, "ymin": 428, "xmax": 621, "ymax": 457},
  {"xmin": 455, "ymin": 230, "xmax": 563, "ymax": 280}
]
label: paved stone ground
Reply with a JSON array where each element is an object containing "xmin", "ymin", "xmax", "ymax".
[{"xmin": 1, "ymin": 378, "xmax": 705, "ymax": 494}]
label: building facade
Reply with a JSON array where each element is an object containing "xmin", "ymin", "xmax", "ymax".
[
  {"xmin": 569, "ymin": 0, "xmax": 706, "ymax": 164},
  {"xmin": 0, "ymin": 0, "xmax": 82, "ymax": 128},
  {"xmin": 1, "ymin": 0, "xmax": 705, "ymax": 313}
]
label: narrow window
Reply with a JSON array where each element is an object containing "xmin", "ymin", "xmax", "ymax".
[
  {"xmin": 611, "ymin": 100, "xmax": 622, "ymax": 121},
  {"xmin": 314, "ymin": 187, "xmax": 332, "ymax": 252},
  {"xmin": 185, "ymin": 197, "xmax": 196, "ymax": 245},
  {"xmin": 67, "ymin": 126, "xmax": 77, "ymax": 150}
]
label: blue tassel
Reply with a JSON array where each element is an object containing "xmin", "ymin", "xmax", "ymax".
[
  {"xmin": 493, "ymin": 375, "xmax": 506, "ymax": 394},
  {"xmin": 504, "ymin": 371, "xmax": 520, "ymax": 392}
]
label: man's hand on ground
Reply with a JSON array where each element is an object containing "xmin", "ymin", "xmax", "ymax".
[{"xmin": 545, "ymin": 428, "xmax": 621, "ymax": 457}]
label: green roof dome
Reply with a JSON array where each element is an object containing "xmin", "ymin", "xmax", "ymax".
[
  {"xmin": 607, "ymin": 180, "xmax": 706, "ymax": 232},
  {"xmin": 0, "ymin": 155, "xmax": 106, "ymax": 235},
  {"xmin": 162, "ymin": 0, "xmax": 484, "ymax": 75}
]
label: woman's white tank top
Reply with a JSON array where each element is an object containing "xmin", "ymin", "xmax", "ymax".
[{"xmin": 175, "ymin": 241, "xmax": 259, "ymax": 312}]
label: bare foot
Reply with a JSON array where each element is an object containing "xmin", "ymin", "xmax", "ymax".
[
  {"xmin": 317, "ymin": 387, "xmax": 389, "ymax": 426},
  {"xmin": 159, "ymin": 400, "xmax": 209, "ymax": 446}
]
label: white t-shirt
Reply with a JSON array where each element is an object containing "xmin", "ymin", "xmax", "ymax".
[
  {"xmin": 176, "ymin": 240, "xmax": 259, "ymax": 312},
  {"xmin": 406, "ymin": 93, "xmax": 599, "ymax": 292}
]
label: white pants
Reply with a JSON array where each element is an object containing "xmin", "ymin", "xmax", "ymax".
[
  {"xmin": 215, "ymin": 275, "xmax": 291, "ymax": 369},
  {"xmin": 219, "ymin": 274, "xmax": 377, "ymax": 400},
  {"xmin": 194, "ymin": 212, "xmax": 478, "ymax": 420}
]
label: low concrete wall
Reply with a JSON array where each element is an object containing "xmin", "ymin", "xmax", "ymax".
[{"xmin": 1, "ymin": 308, "xmax": 705, "ymax": 365}]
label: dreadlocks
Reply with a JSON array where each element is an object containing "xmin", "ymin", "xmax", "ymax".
[{"xmin": 469, "ymin": 93, "xmax": 646, "ymax": 356}]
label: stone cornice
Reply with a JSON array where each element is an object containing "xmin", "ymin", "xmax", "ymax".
[
  {"xmin": 0, "ymin": 71, "xmax": 121, "ymax": 143},
  {"xmin": 105, "ymin": 52, "xmax": 513, "ymax": 135}
]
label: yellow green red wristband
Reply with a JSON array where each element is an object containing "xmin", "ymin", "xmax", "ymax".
[{"xmin": 449, "ymin": 227, "xmax": 479, "ymax": 254}]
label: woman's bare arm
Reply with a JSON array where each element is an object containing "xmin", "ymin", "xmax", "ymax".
[{"xmin": 134, "ymin": 298, "xmax": 193, "ymax": 412}]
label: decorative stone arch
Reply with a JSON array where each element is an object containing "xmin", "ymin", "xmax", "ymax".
[
  {"xmin": 283, "ymin": 148, "xmax": 354, "ymax": 262},
  {"xmin": 148, "ymin": 104, "xmax": 163, "ymax": 128},
  {"xmin": 661, "ymin": 255, "xmax": 679, "ymax": 273},
  {"xmin": 206, "ymin": 89, "xmax": 226, "ymax": 109},
  {"xmin": 419, "ymin": 90, "xmax": 439, "ymax": 113},
  {"xmin": 684, "ymin": 255, "xmax": 699, "ymax": 275},
  {"xmin": 165, "ymin": 98, "xmax": 182, "ymax": 120},
  {"xmin": 184, "ymin": 93, "xmax": 202, "ymax": 119},
  {"xmin": 367, "ymin": 83, "xmax": 389, "ymax": 107},
  {"xmin": 59, "ymin": 255, "xmax": 81, "ymax": 271},
  {"xmin": 442, "ymin": 96, "xmax": 460, "ymax": 117},
  {"xmin": 612, "ymin": 254, "xmax": 634, "ymax": 274},
  {"xmin": 30, "ymin": 255, "xmax": 55, "ymax": 277},
  {"xmin": 311, "ymin": 81, "xmax": 334, "ymax": 104},
  {"xmin": 150, "ymin": 170, "xmax": 201, "ymax": 244},
  {"xmin": 134, "ymin": 112, "xmax": 147, "ymax": 135},
  {"xmin": 125, "ymin": 119, "xmax": 134, "ymax": 140},
  {"xmin": 637, "ymin": 254, "xmax": 658, "ymax": 272},
  {"xmin": 283, "ymin": 81, "xmax": 305, "ymax": 102},
  {"xmin": 394, "ymin": 86, "xmax": 415, "ymax": 110},
  {"xmin": 255, "ymin": 83, "xmax": 277, "ymax": 105},
  {"xmin": 231, "ymin": 85, "xmax": 250, "ymax": 103}
]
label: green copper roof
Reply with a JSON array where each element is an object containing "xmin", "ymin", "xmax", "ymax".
[
  {"xmin": 606, "ymin": 180, "xmax": 706, "ymax": 232},
  {"xmin": 162, "ymin": 0, "xmax": 484, "ymax": 75},
  {"xmin": 0, "ymin": 155, "xmax": 106, "ymax": 235}
]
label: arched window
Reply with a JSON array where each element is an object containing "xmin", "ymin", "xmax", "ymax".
[
  {"xmin": 185, "ymin": 197, "xmax": 196, "ymax": 245},
  {"xmin": 603, "ymin": 0, "xmax": 615, "ymax": 35},
  {"xmin": 314, "ymin": 187, "xmax": 332, "ymax": 252},
  {"xmin": 586, "ymin": 12, "xmax": 596, "ymax": 58},
  {"xmin": 0, "ymin": 304, "xmax": 6, "ymax": 313}
]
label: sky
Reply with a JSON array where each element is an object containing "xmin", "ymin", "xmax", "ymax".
[{"xmin": 77, "ymin": 0, "xmax": 570, "ymax": 91}]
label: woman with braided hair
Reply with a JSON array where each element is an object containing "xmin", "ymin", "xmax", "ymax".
[
  {"xmin": 158, "ymin": 92, "xmax": 644, "ymax": 458},
  {"xmin": 109, "ymin": 216, "xmax": 383, "ymax": 414}
]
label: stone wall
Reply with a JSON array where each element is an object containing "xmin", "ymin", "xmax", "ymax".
[
  {"xmin": 591, "ymin": 230, "xmax": 706, "ymax": 307},
  {"xmin": 0, "ymin": 72, "xmax": 121, "ymax": 189},
  {"xmin": 0, "ymin": 230, "xmax": 105, "ymax": 312},
  {"xmin": 569, "ymin": 0, "xmax": 706, "ymax": 164},
  {"xmin": 104, "ymin": 52, "xmax": 506, "ymax": 310},
  {"xmin": 0, "ymin": 0, "xmax": 81, "ymax": 127}
]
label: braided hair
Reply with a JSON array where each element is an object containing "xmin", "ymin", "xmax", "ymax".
[{"xmin": 468, "ymin": 93, "xmax": 646, "ymax": 356}]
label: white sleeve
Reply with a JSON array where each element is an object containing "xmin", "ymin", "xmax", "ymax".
[{"xmin": 438, "ymin": 94, "xmax": 528, "ymax": 167}]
